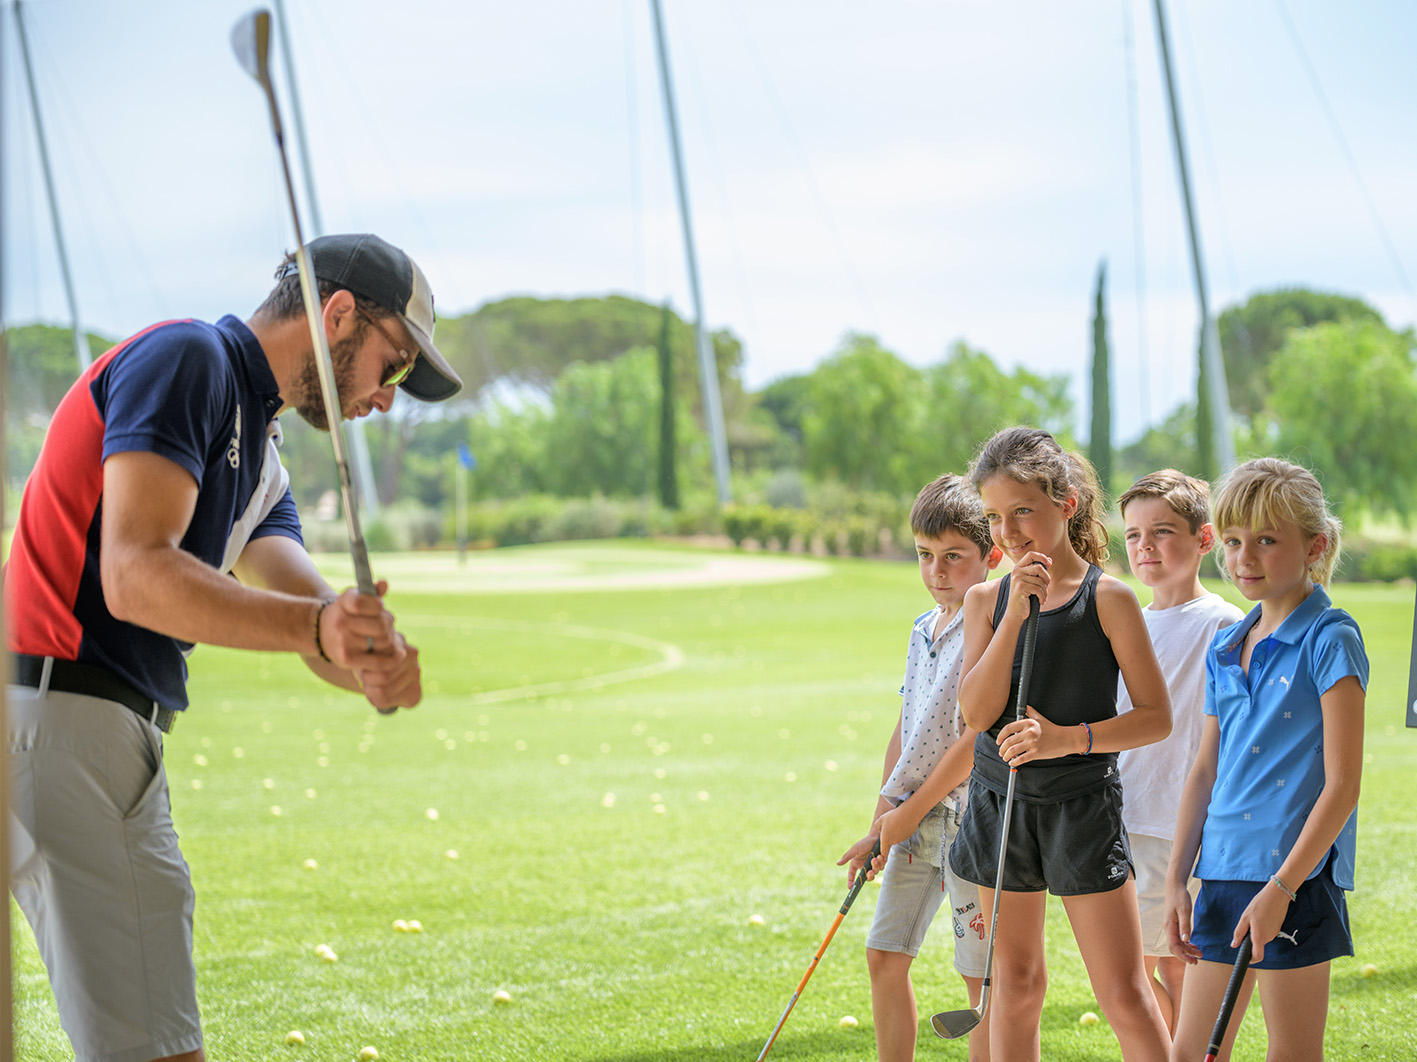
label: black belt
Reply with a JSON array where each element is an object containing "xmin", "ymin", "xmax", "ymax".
[{"xmin": 11, "ymin": 654, "xmax": 178, "ymax": 733}]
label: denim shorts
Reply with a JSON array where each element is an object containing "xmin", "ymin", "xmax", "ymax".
[
  {"xmin": 948, "ymin": 778, "xmax": 1133, "ymax": 896},
  {"xmin": 1190, "ymin": 859, "xmax": 1353, "ymax": 970},
  {"xmin": 866, "ymin": 802, "xmax": 988, "ymax": 976}
]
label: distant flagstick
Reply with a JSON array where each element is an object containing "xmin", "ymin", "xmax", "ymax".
[
  {"xmin": 270, "ymin": 0, "xmax": 382, "ymax": 521},
  {"xmin": 1406, "ymin": 586, "xmax": 1417, "ymax": 729},
  {"xmin": 12, "ymin": 0, "xmax": 91, "ymax": 372}
]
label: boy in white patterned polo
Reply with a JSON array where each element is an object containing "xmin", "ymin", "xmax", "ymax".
[{"xmin": 839, "ymin": 473, "xmax": 1000, "ymax": 1062}]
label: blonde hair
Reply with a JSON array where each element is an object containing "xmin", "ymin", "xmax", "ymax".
[
  {"xmin": 968, "ymin": 427, "xmax": 1110, "ymax": 567},
  {"xmin": 910, "ymin": 474, "xmax": 994, "ymax": 557},
  {"xmin": 1118, "ymin": 469, "xmax": 1212, "ymax": 533},
  {"xmin": 1211, "ymin": 458, "xmax": 1342, "ymax": 587}
]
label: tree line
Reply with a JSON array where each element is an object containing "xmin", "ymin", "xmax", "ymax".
[{"xmin": 5, "ymin": 286, "xmax": 1414, "ymax": 532}]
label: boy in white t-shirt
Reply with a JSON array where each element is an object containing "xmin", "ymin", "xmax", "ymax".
[
  {"xmin": 838, "ymin": 473, "xmax": 1001, "ymax": 1062},
  {"xmin": 1115, "ymin": 469, "xmax": 1244, "ymax": 1034}
]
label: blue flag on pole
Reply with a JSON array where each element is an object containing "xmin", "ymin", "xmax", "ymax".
[{"xmin": 457, "ymin": 442, "xmax": 477, "ymax": 471}]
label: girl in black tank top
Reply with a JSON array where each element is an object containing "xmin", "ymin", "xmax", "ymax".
[
  {"xmin": 971, "ymin": 563, "xmax": 1120, "ymax": 802},
  {"xmin": 943, "ymin": 427, "xmax": 1173, "ymax": 1060}
]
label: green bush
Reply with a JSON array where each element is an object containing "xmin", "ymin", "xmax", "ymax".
[
  {"xmin": 766, "ymin": 509, "xmax": 800, "ymax": 551},
  {"xmin": 547, "ymin": 496, "xmax": 626, "ymax": 541},
  {"xmin": 1341, "ymin": 539, "xmax": 1417, "ymax": 583},
  {"xmin": 845, "ymin": 515, "xmax": 874, "ymax": 557}
]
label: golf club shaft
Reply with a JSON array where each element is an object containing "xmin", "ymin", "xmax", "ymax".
[
  {"xmin": 977, "ymin": 595, "xmax": 1040, "ymax": 1003},
  {"xmin": 931, "ymin": 592, "xmax": 1040, "ymax": 1040},
  {"xmin": 755, "ymin": 837, "xmax": 881, "ymax": 1062},
  {"xmin": 1203, "ymin": 934, "xmax": 1252, "ymax": 1062},
  {"xmin": 233, "ymin": 9, "xmax": 375, "ymax": 596}
]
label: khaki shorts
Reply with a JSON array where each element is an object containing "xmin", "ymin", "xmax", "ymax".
[
  {"xmin": 1130, "ymin": 831, "xmax": 1193, "ymax": 957},
  {"xmin": 8, "ymin": 685, "xmax": 203, "ymax": 1062},
  {"xmin": 866, "ymin": 802, "xmax": 988, "ymax": 976}
]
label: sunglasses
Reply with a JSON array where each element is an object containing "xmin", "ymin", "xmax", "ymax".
[{"xmin": 357, "ymin": 308, "xmax": 418, "ymax": 389}]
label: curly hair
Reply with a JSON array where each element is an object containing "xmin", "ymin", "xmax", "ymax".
[{"xmin": 968, "ymin": 426, "xmax": 1110, "ymax": 566}]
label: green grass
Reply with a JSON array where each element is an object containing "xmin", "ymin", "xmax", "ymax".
[{"xmin": 12, "ymin": 542, "xmax": 1417, "ymax": 1060}]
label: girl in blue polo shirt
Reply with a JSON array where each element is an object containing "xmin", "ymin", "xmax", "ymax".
[{"xmin": 1165, "ymin": 457, "xmax": 1367, "ymax": 1060}]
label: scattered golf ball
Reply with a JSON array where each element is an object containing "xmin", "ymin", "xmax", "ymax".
[
  {"xmin": 314, "ymin": 944, "xmax": 338, "ymax": 962},
  {"xmin": 839, "ymin": 1015, "xmax": 859, "ymax": 1029},
  {"xmin": 190, "ymin": 779, "xmax": 203, "ymax": 790},
  {"xmin": 426, "ymin": 808, "xmax": 440, "ymax": 821},
  {"xmin": 303, "ymin": 859, "xmax": 318, "ymax": 871},
  {"xmin": 1362, "ymin": 963, "xmax": 1379, "ymax": 978},
  {"xmin": 1079, "ymin": 1011, "xmax": 1100, "ymax": 1027},
  {"xmin": 445, "ymin": 849, "xmax": 459, "ymax": 861},
  {"xmin": 270, "ymin": 806, "xmax": 283, "ymax": 817},
  {"xmin": 493, "ymin": 989, "xmax": 513, "ymax": 1005},
  {"xmin": 748, "ymin": 914, "xmax": 765, "ymax": 926},
  {"xmin": 407, "ymin": 919, "xmax": 423, "ymax": 933},
  {"xmin": 393, "ymin": 919, "xmax": 408, "ymax": 932},
  {"xmin": 285, "ymin": 1029, "xmax": 305, "ymax": 1044},
  {"xmin": 358, "ymin": 1047, "xmax": 379, "ymax": 1060}
]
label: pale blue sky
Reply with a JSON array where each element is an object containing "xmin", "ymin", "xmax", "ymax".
[{"xmin": 4, "ymin": 0, "xmax": 1414, "ymax": 442}]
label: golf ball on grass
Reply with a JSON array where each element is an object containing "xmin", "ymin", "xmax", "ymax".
[
  {"xmin": 1362, "ymin": 963, "xmax": 1379, "ymax": 978},
  {"xmin": 747, "ymin": 914, "xmax": 765, "ymax": 926},
  {"xmin": 358, "ymin": 1047, "xmax": 378, "ymax": 1060},
  {"xmin": 302, "ymin": 859, "xmax": 318, "ymax": 871},
  {"xmin": 839, "ymin": 1015, "xmax": 859, "ymax": 1029},
  {"xmin": 314, "ymin": 944, "xmax": 337, "ymax": 963},
  {"xmin": 392, "ymin": 920, "xmax": 408, "ymax": 932},
  {"xmin": 285, "ymin": 1030, "xmax": 305, "ymax": 1044},
  {"xmin": 1079, "ymin": 1011, "xmax": 1100, "ymax": 1027},
  {"xmin": 493, "ymin": 989, "xmax": 513, "ymax": 1006}
]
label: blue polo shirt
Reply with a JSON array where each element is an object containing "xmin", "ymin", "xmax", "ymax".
[
  {"xmin": 1196, "ymin": 586, "xmax": 1367, "ymax": 890},
  {"xmin": 6, "ymin": 315, "xmax": 302, "ymax": 711}
]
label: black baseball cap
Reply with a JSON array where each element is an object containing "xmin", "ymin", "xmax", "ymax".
[{"xmin": 280, "ymin": 234, "xmax": 463, "ymax": 402}]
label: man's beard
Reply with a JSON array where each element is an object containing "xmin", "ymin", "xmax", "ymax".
[{"xmin": 291, "ymin": 334, "xmax": 360, "ymax": 431}]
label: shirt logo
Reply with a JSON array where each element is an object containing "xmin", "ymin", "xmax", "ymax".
[
  {"xmin": 1278, "ymin": 675, "xmax": 1291, "ymax": 689},
  {"xmin": 1275, "ymin": 928, "xmax": 1300, "ymax": 946},
  {"xmin": 228, "ymin": 406, "xmax": 242, "ymax": 469}
]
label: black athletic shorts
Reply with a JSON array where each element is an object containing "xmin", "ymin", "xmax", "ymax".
[{"xmin": 948, "ymin": 777, "xmax": 1132, "ymax": 896}]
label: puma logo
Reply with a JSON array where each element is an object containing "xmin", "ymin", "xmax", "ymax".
[
  {"xmin": 1275, "ymin": 928, "xmax": 1300, "ymax": 946},
  {"xmin": 1278, "ymin": 676, "xmax": 1291, "ymax": 689}
]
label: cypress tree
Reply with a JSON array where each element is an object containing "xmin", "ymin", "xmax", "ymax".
[
  {"xmin": 656, "ymin": 302, "xmax": 679, "ymax": 509},
  {"xmin": 1089, "ymin": 261, "xmax": 1113, "ymax": 493}
]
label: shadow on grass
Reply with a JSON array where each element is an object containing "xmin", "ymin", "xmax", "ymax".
[{"xmin": 585, "ymin": 1030, "xmax": 871, "ymax": 1062}]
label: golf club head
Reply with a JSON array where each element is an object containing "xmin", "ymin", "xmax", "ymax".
[
  {"xmin": 930, "ymin": 1006, "xmax": 983, "ymax": 1040},
  {"xmin": 231, "ymin": 8, "xmax": 273, "ymax": 87}
]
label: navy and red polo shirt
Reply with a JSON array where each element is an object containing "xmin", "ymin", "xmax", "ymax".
[{"xmin": 5, "ymin": 315, "xmax": 303, "ymax": 710}]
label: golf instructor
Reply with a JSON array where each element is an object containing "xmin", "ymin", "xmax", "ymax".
[{"xmin": 5, "ymin": 234, "xmax": 462, "ymax": 1062}]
